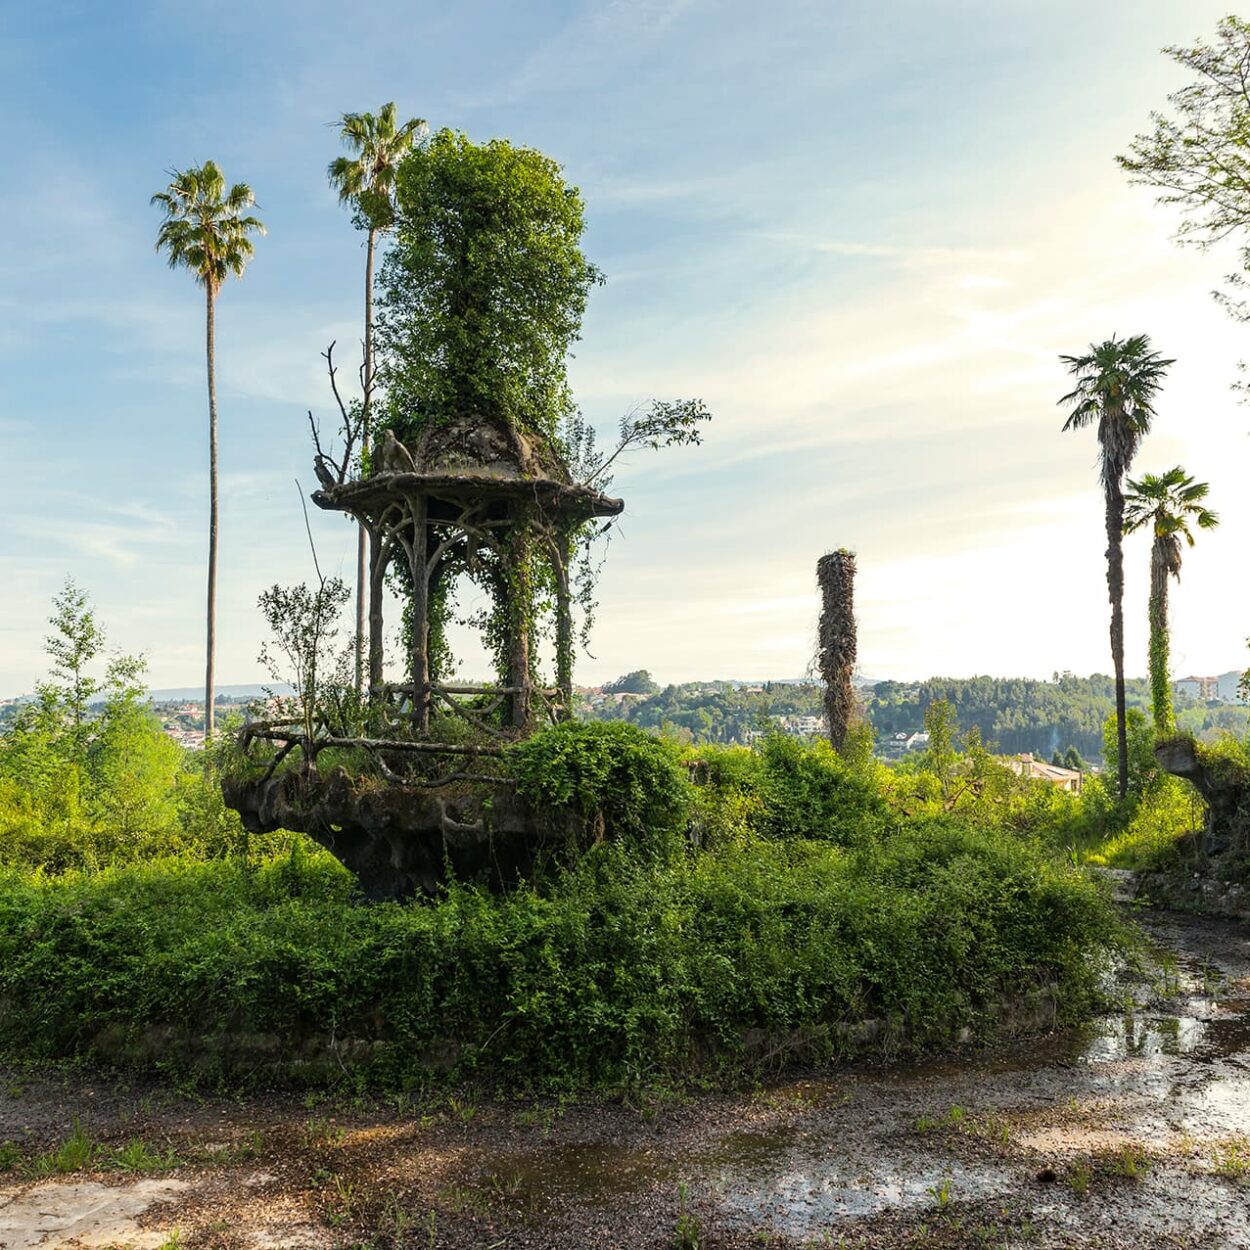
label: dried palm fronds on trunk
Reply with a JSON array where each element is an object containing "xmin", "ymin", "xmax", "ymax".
[{"xmin": 817, "ymin": 549, "xmax": 857, "ymax": 753}]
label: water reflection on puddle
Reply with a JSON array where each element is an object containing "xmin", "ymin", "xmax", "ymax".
[
  {"xmin": 713, "ymin": 1151, "xmax": 1013, "ymax": 1229},
  {"xmin": 1080, "ymin": 1013, "xmax": 1210, "ymax": 1062}
]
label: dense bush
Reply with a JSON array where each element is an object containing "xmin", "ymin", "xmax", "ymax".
[
  {"xmin": 0, "ymin": 819, "xmax": 1122, "ymax": 1091},
  {"xmin": 510, "ymin": 721, "xmax": 693, "ymax": 853},
  {"xmin": 751, "ymin": 733, "xmax": 889, "ymax": 842},
  {"xmin": 0, "ymin": 620, "xmax": 1147, "ymax": 1093}
]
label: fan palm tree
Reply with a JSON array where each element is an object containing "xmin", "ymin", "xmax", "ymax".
[
  {"xmin": 152, "ymin": 162, "xmax": 265, "ymax": 737},
  {"xmin": 328, "ymin": 102, "xmax": 425, "ymax": 691},
  {"xmin": 1124, "ymin": 467, "xmax": 1218, "ymax": 734},
  {"xmin": 1059, "ymin": 334, "xmax": 1173, "ymax": 800}
]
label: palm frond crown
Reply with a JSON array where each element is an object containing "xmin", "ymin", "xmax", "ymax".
[
  {"xmin": 327, "ymin": 102, "xmax": 427, "ymax": 229},
  {"xmin": 151, "ymin": 161, "xmax": 266, "ymax": 291},
  {"xmin": 1058, "ymin": 334, "xmax": 1174, "ymax": 488},
  {"xmin": 1124, "ymin": 465, "xmax": 1218, "ymax": 578}
]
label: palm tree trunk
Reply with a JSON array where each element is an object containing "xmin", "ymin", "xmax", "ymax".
[
  {"xmin": 817, "ymin": 549, "xmax": 857, "ymax": 752},
  {"xmin": 354, "ymin": 227, "xmax": 378, "ymax": 693},
  {"xmin": 1105, "ymin": 481, "xmax": 1128, "ymax": 800},
  {"xmin": 1149, "ymin": 541, "xmax": 1173, "ymax": 733},
  {"xmin": 205, "ymin": 281, "xmax": 219, "ymax": 740}
]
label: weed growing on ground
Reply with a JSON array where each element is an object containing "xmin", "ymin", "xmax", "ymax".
[
  {"xmin": 1212, "ymin": 1136, "xmax": 1250, "ymax": 1179},
  {"xmin": 928, "ymin": 1174, "xmax": 954, "ymax": 1211},
  {"xmin": 1068, "ymin": 1159, "xmax": 1093, "ymax": 1196},
  {"xmin": 28, "ymin": 1117, "xmax": 97, "ymax": 1175},
  {"xmin": 914, "ymin": 1104, "xmax": 1010, "ymax": 1145},
  {"xmin": 111, "ymin": 1137, "xmax": 179, "ymax": 1172},
  {"xmin": 1105, "ymin": 1144, "xmax": 1150, "ymax": 1180},
  {"xmin": 672, "ymin": 1181, "xmax": 703, "ymax": 1248}
]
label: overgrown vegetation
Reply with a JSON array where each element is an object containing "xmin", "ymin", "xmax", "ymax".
[
  {"xmin": 0, "ymin": 581, "xmax": 277, "ymax": 872},
  {"xmin": 1, "ymin": 671, "xmax": 1134, "ymax": 1093},
  {"xmin": 0, "ymin": 805, "xmax": 1121, "ymax": 1092},
  {"xmin": 6, "ymin": 586, "xmax": 1241, "ymax": 1094}
]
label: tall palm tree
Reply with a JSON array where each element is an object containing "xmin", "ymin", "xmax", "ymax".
[
  {"xmin": 152, "ymin": 163, "xmax": 264, "ymax": 738},
  {"xmin": 1124, "ymin": 467, "xmax": 1218, "ymax": 734},
  {"xmin": 328, "ymin": 103, "xmax": 425, "ymax": 691},
  {"xmin": 1059, "ymin": 334, "xmax": 1173, "ymax": 800}
]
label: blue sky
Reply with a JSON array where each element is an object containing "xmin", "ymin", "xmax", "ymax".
[{"xmin": 2, "ymin": 0, "xmax": 1249, "ymax": 695}]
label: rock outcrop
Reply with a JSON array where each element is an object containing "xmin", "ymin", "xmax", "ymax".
[{"xmin": 1155, "ymin": 735, "xmax": 1250, "ymax": 857}]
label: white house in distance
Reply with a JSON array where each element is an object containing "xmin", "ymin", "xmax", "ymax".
[
  {"xmin": 1217, "ymin": 671, "xmax": 1246, "ymax": 703},
  {"xmin": 1174, "ymin": 672, "xmax": 1246, "ymax": 703}
]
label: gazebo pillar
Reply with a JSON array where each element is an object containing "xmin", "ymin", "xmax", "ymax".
[
  {"xmin": 406, "ymin": 494, "xmax": 431, "ymax": 733},
  {"xmin": 506, "ymin": 525, "xmax": 531, "ymax": 730},
  {"xmin": 552, "ymin": 529, "xmax": 574, "ymax": 721},
  {"xmin": 367, "ymin": 529, "xmax": 387, "ymax": 695}
]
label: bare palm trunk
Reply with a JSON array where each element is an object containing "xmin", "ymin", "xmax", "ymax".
[
  {"xmin": 205, "ymin": 282, "xmax": 219, "ymax": 739},
  {"xmin": 1105, "ymin": 482, "xmax": 1128, "ymax": 800},
  {"xmin": 1148, "ymin": 542, "xmax": 1173, "ymax": 733},
  {"xmin": 354, "ymin": 228, "xmax": 378, "ymax": 693}
]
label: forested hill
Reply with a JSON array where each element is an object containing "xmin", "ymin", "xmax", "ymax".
[
  {"xmin": 870, "ymin": 674, "xmax": 1247, "ymax": 759},
  {"xmin": 582, "ymin": 673, "xmax": 1249, "ymax": 761}
]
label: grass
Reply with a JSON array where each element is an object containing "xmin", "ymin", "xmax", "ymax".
[
  {"xmin": 1212, "ymin": 1136, "xmax": 1250, "ymax": 1179},
  {"xmin": 14, "ymin": 1119, "xmax": 179, "ymax": 1178},
  {"xmin": 914, "ymin": 1104, "xmax": 1011, "ymax": 1144}
]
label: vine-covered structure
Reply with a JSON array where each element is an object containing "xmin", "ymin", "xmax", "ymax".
[
  {"xmin": 222, "ymin": 417, "xmax": 623, "ymax": 899},
  {"xmin": 324, "ymin": 411, "xmax": 621, "ymax": 730}
]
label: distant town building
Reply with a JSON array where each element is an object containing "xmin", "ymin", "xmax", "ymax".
[
  {"xmin": 878, "ymin": 730, "xmax": 930, "ymax": 760},
  {"xmin": 1174, "ymin": 673, "xmax": 1246, "ymax": 703},
  {"xmin": 1217, "ymin": 670, "xmax": 1247, "ymax": 704},
  {"xmin": 1007, "ymin": 753, "xmax": 1082, "ymax": 794},
  {"xmin": 1175, "ymin": 675, "xmax": 1219, "ymax": 700},
  {"xmin": 771, "ymin": 714, "xmax": 827, "ymax": 738}
]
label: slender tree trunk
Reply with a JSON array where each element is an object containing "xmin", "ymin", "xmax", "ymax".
[
  {"xmin": 1148, "ymin": 542, "xmax": 1173, "ymax": 733},
  {"xmin": 354, "ymin": 227, "xmax": 378, "ymax": 692},
  {"xmin": 1105, "ymin": 481, "xmax": 1128, "ymax": 800},
  {"xmin": 508, "ymin": 531, "xmax": 532, "ymax": 731},
  {"xmin": 205, "ymin": 282, "xmax": 219, "ymax": 740},
  {"xmin": 408, "ymin": 496, "xmax": 430, "ymax": 735}
]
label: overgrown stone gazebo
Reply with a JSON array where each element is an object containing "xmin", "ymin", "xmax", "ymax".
[
  {"xmin": 222, "ymin": 414, "xmax": 623, "ymax": 899},
  {"xmin": 324, "ymin": 411, "xmax": 621, "ymax": 732}
]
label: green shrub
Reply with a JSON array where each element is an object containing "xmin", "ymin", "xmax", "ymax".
[
  {"xmin": 1088, "ymin": 776, "xmax": 1204, "ymax": 871},
  {"xmin": 754, "ymin": 733, "xmax": 888, "ymax": 843},
  {"xmin": 0, "ymin": 816, "xmax": 1125, "ymax": 1092},
  {"xmin": 510, "ymin": 721, "xmax": 693, "ymax": 853}
]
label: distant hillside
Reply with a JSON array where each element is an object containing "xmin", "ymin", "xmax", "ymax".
[
  {"xmin": 145, "ymin": 684, "xmax": 292, "ymax": 703},
  {"xmin": 580, "ymin": 673, "xmax": 1250, "ymax": 760}
]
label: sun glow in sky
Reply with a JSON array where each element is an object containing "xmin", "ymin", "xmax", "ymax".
[{"xmin": 2, "ymin": 0, "xmax": 1249, "ymax": 695}]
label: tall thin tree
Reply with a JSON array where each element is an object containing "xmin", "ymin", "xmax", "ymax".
[
  {"xmin": 1059, "ymin": 334, "xmax": 1173, "ymax": 800},
  {"xmin": 153, "ymin": 162, "xmax": 265, "ymax": 737},
  {"xmin": 328, "ymin": 102, "xmax": 425, "ymax": 691},
  {"xmin": 1123, "ymin": 467, "xmax": 1218, "ymax": 734}
]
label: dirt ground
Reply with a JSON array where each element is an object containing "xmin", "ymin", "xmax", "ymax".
[{"xmin": 2, "ymin": 908, "xmax": 1249, "ymax": 1249}]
